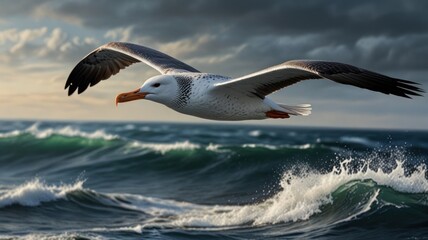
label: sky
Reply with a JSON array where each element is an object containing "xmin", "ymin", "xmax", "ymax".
[{"xmin": 0, "ymin": 0, "xmax": 427, "ymax": 129}]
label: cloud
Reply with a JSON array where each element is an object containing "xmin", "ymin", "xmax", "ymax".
[
  {"xmin": 0, "ymin": 0, "xmax": 51, "ymax": 17},
  {"xmin": 0, "ymin": 27, "xmax": 48, "ymax": 53},
  {"xmin": 355, "ymin": 34, "xmax": 428, "ymax": 70},
  {"xmin": 33, "ymin": 1, "xmax": 427, "ymax": 38},
  {"xmin": 0, "ymin": 27, "xmax": 99, "ymax": 65},
  {"xmin": 11, "ymin": 0, "xmax": 423, "ymax": 75},
  {"xmin": 2, "ymin": 0, "xmax": 428, "ymax": 74},
  {"xmin": 104, "ymin": 26, "xmax": 134, "ymax": 42},
  {"xmin": 45, "ymin": 28, "xmax": 68, "ymax": 51}
]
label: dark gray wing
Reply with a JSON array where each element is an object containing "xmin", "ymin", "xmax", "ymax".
[
  {"xmin": 65, "ymin": 42, "xmax": 200, "ymax": 95},
  {"xmin": 214, "ymin": 60, "xmax": 424, "ymax": 99}
]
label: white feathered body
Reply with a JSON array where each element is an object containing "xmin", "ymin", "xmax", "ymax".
[{"xmin": 166, "ymin": 73, "xmax": 282, "ymax": 120}]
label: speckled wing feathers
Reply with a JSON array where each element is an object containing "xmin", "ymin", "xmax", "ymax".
[
  {"xmin": 65, "ymin": 42, "xmax": 200, "ymax": 95},
  {"xmin": 215, "ymin": 60, "xmax": 424, "ymax": 99}
]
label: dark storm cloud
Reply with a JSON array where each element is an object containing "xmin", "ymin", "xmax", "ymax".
[
  {"xmin": 0, "ymin": 0, "xmax": 51, "ymax": 16},
  {"xmin": 49, "ymin": 0, "xmax": 428, "ymax": 39},
  {"xmin": 3, "ymin": 0, "xmax": 425, "ymax": 75},
  {"xmin": 33, "ymin": 0, "xmax": 428, "ymax": 73}
]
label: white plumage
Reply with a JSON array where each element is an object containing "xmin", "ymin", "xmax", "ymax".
[{"xmin": 65, "ymin": 42, "xmax": 423, "ymax": 121}]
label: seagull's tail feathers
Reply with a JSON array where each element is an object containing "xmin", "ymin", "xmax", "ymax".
[
  {"xmin": 263, "ymin": 98, "xmax": 311, "ymax": 117},
  {"xmin": 277, "ymin": 103, "xmax": 312, "ymax": 116}
]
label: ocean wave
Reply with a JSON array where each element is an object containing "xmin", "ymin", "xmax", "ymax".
[
  {"xmin": 0, "ymin": 123, "xmax": 119, "ymax": 141},
  {"xmin": 3, "ymin": 153, "xmax": 427, "ymax": 231},
  {"xmin": 0, "ymin": 178, "xmax": 210, "ymax": 222},
  {"xmin": 2, "ymin": 146, "xmax": 427, "ymax": 232},
  {"xmin": 0, "ymin": 178, "xmax": 84, "ymax": 208},
  {"xmin": 43, "ymin": 154, "xmax": 428, "ymax": 228},
  {"xmin": 167, "ymin": 151, "xmax": 428, "ymax": 228}
]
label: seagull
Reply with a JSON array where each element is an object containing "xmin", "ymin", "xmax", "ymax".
[{"xmin": 65, "ymin": 42, "xmax": 424, "ymax": 120}]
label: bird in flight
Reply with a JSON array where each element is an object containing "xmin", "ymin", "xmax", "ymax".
[{"xmin": 65, "ymin": 42, "xmax": 424, "ymax": 120}]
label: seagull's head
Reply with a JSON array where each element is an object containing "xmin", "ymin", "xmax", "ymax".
[{"xmin": 115, "ymin": 75, "xmax": 179, "ymax": 107}]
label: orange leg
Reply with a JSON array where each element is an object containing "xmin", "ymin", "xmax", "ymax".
[{"xmin": 265, "ymin": 110, "xmax": 290, "ymax": 119}]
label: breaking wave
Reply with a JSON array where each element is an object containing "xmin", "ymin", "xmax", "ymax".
[{"xmin": 2, "ymin": 157, "xmax": 427, "ymax": 231}]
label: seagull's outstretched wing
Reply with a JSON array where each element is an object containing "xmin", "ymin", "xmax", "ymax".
[
  {"xmin": 214, "ymin": 60, "xmax": 424, "ymax": 99},
  {"xmin": 65, "ymin": 42, "xmax": 199, "ymax": 95}
]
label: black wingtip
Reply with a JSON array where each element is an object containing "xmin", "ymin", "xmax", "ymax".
[
  {"xmin": 392, "ymin": 77, "xmax": 425, "ymax": 99},
  {"xmin": 65, "ymin": 66, "xmax": 77, "ymax": 95},
  {"xmin": 67, "ymin": 88, "xmax": 74, "ymax": 96},
  {"xmin": 66, "ymin": 83, "xmax": 77, "ymax": 96}
]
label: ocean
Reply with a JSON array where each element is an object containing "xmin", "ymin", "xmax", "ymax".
[{"xmin": 0, "ymin": 121, "xmax": 427, "ymax": 239}]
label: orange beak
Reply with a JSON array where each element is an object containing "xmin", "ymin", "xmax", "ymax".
[{"xmin": 115, "ymin": 88, "xmax": 148, "ymax": 106}]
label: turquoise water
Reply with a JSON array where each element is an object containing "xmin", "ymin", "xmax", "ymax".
[{"xmin": 0, "ymin": 121, "xmax": 427, "ymax": 239}]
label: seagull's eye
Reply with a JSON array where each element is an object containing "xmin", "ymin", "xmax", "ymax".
[{"xmin": 152, "ymin": 83, "xmax": 161, "ymax": 88}]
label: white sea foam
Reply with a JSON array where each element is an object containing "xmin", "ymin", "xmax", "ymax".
[
  {"xmin": 295, "ymin": 143, "xmax": 312, "ymax": 149},
  {"xmin": 0, "ymin": 123, "xmax": 119, "ymax": 140},
  {"xmin": 127, "ymin": 140, "xmax": 233, "ymax": 154},
  {"xmin": 205, "ymin": 143, "xmax": 231, "ymax": 153},
  {"xmin": 128, "ymin": 141, "xmax": 313, "ymax": 154},
  {"xmin": 129, "ymin": 140, "xmax": 200, "ymax": 154},
  {"xmin": 0, "ymin": 129, "xmax": 21, "ymax": 138},
  {"xmin": 242, "ymin": 143, "xmax": 278, "ymax": 150},
  {"xmin": 248, "ymin": 130, "xmax": 262, "ymax": 137},
  {"xmin": 242, "ymin": 143, "xmax": 313, "ymax": 150},
  {"xmin": 205, "ymin": 143, "xmax": 220, "ymax": 151},
  {"xmin": 91, "ymin": 224, "xmax": 145, "ymax": 234},
  {"xmin": 0, "ymin": 233, "xmax": 107, "ymax": 240},
  {"xmin": 0, "ymin": 178, "xmax": 84, "ymax": 207}
]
